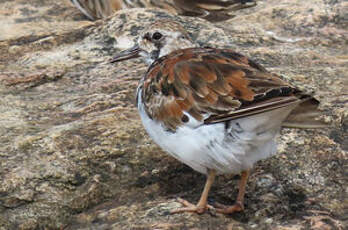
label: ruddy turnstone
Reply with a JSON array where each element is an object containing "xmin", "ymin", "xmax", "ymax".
[
  {"xmin": 70, "ymin": 0, "xmax": 122, "ymax": 20},
  {"xmin": 173, "ymin": 0, "xmax": 257, "ymax": 22},
  {"xmin": 110, "ymin": 20, "xmax": 326, "ymax": 214},
  {"xmin": 70, "ymin": 0, "xmax": 256, "ymax": 22}
]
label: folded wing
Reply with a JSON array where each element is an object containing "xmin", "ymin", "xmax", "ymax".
[{"xmin": 141, "ymin": 48, "xmax": 326, "ymax": 131}]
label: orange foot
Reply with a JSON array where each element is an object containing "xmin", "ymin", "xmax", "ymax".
[
  {"xmin": 213, "ymin": 201, "xmax": 244, "ymax": 214},
  {"xmin": 170, "ymin": 198, "xmax": 215, "ymax": 214}
]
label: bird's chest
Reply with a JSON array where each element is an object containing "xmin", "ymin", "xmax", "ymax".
[{"xmin": 136, "ymin": 88, "xmax": 280, "ymax": 175}]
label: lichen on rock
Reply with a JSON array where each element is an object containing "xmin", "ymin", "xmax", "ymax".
[{"xmin": 0, "ymin": 0, "xmax": 346, "ymax": 229}]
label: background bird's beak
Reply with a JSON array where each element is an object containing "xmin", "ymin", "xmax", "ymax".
[{"xmin": 110, "ymin": 45, "xmax": 141, "ymax": 63}]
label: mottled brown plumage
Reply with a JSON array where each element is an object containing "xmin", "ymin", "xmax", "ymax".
[
  {"xmin": 140, "ymin": 47, "xmax": 320, "ymax": 131},
  {"xmin": 174, "ymin": 0, "xmax": 257, "ymax": 22},
  {"xmin": 111, "ymin": 20, "xmax": 326, "ymax": 215},
  {"xmin": 70, "ymin": 0, "xmax": 122, "ymax": 20},
  {"xmin": 70, "ymin": 0, "xmax": 256, "ymax": 22}
]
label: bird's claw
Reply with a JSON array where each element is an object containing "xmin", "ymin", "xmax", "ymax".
[
  {"xmin": 171, "ymin": 198, "xmax": 216, "ymax": 215},
  {"xmin": 213, "ymin": 201, "xmax": 244, "ymax": 214}
]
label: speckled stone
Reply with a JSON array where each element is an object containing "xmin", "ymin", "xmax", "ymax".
[{"xmin": 0, "ymin": 0, "xmax": 346, "ymax": 230}]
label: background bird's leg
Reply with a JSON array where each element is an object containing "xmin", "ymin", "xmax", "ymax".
[
  {"xmin": 171, "ymin": 169, "xmax": 216, "ymax": 214},
  {"xmin": 215, "ymin": 170, "xmax": 250, "ymax": 214}
]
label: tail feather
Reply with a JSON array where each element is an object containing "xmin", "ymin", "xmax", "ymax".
[{"xmin": 282, "ymin": 97, "xmax": 328, "ymax": 128}]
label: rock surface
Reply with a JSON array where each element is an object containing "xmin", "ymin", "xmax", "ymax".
[{"xmin": 0, "ymin": 0, "xmax": 347, "ymax": 229}]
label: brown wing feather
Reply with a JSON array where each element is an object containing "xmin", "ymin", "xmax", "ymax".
[
  {"xmin": 141, "ymin": 48, "xmax": 318, "ymax": 131},
  {"xmin": 173, "ymin": 0, "xmax": 257, "ymax": 22}
]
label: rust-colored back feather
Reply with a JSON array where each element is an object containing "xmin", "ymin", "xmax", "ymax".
[{"xmin": 139, "ymin": 48, "xmax": 325, "ymax": 131}]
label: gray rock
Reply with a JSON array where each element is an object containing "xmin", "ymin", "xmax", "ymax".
[{"xmin": 0, "ymin": 0, "xmax": 346, "ymax": 229}]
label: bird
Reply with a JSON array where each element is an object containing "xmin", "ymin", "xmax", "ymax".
[
  {"xmin": 110, "ymin": 20, "xmax": 326, "ymax": 214},
  {"xmin": 173, "ymin": 0, "xmax": 257, "ymax": 22},
  {"xmin": 70, "ymin": 0, "xmax": 123, "ymax": 20},
  {"xmin": 69, "ymin": 0, "xmax": 256, "ymax": 22}
]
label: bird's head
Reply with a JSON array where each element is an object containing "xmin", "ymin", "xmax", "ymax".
[{"xmin": 111, "ymin": 20, "xmax": 195, "ymax": 64}]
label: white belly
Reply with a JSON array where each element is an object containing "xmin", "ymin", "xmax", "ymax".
[{"xmin": 137, "ymin": 91, "xmax": 296, "ymax": 175}]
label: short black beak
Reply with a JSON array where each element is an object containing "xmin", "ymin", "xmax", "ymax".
[{"xmin": 110, "ymin": 45, "xmax": 141, "ymax": 63}]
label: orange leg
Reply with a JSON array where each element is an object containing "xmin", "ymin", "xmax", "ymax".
[
  {"xmin": 171, "ymin": 169, "xmax": 216, "ymax": 214},
  {"xmin": 215, "ymin": 170, "xmax": 250, "ymax": 214}
]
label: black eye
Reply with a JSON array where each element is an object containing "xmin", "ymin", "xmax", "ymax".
[{"xmin": 152, "ymin": 32, "xmax": 163, "ymax": 41}]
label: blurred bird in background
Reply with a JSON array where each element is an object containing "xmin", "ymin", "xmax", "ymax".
[{"xmin": 70, "ymin": 0, "xmax": 257, "ymax": 22}]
